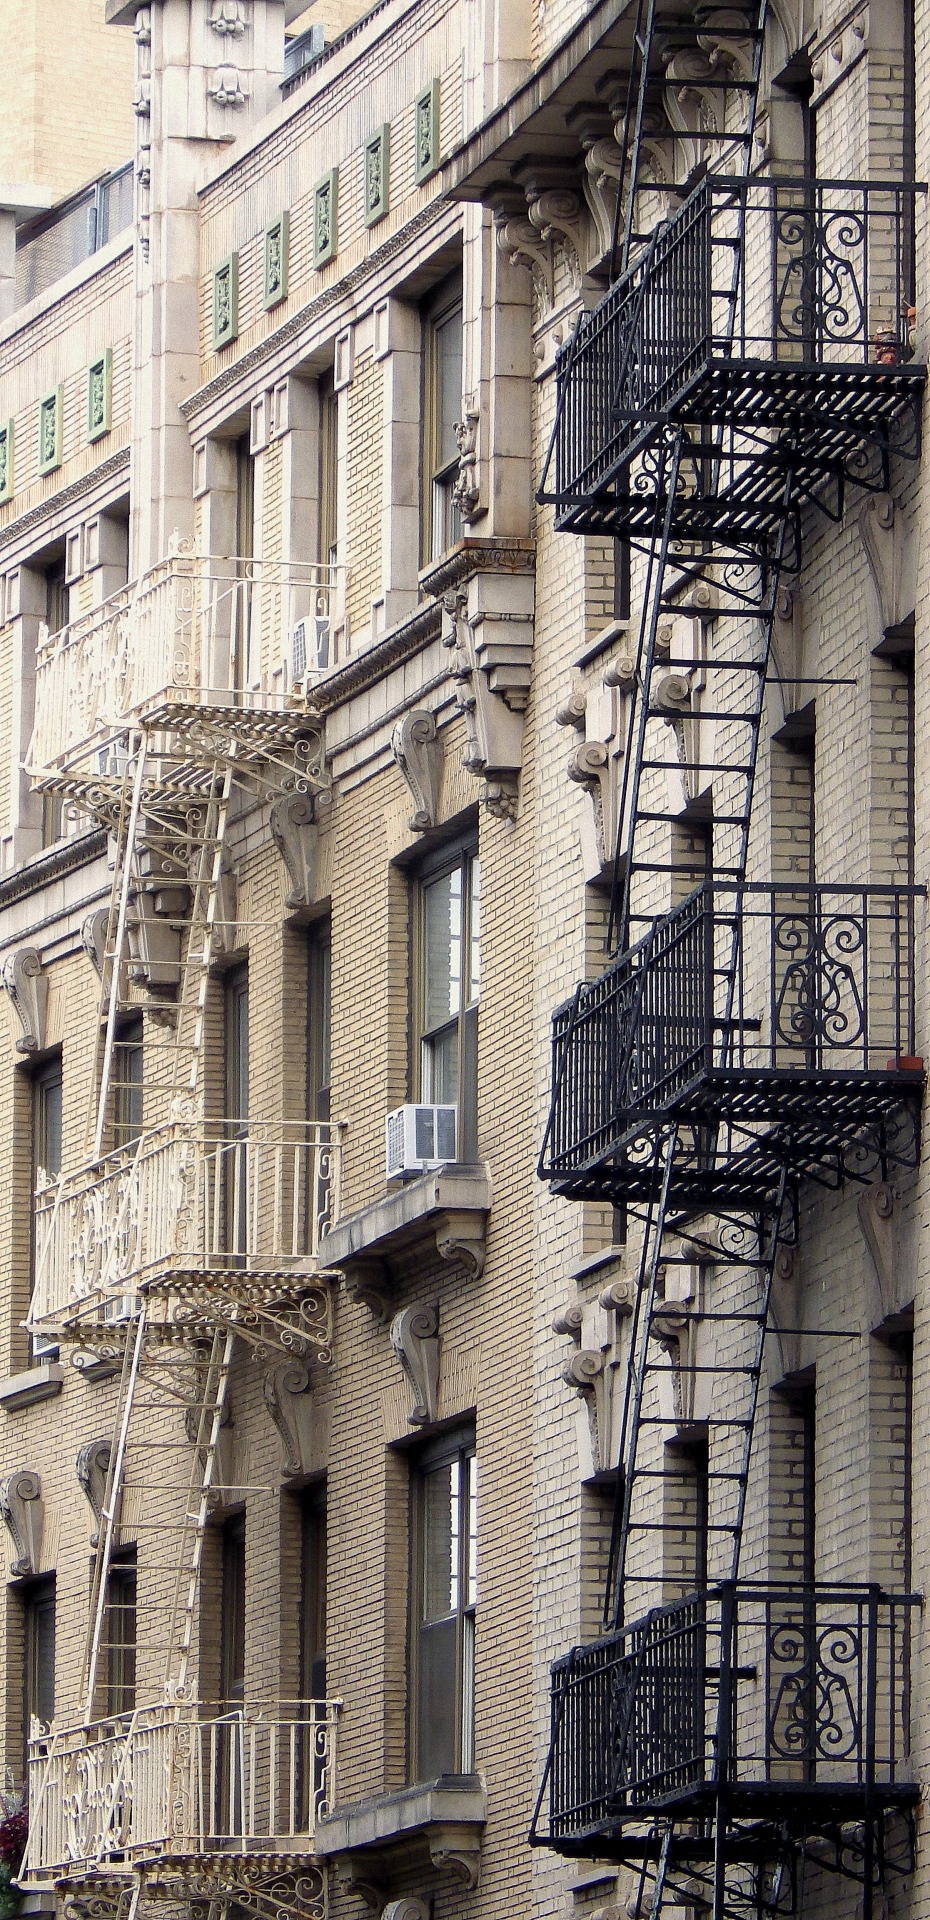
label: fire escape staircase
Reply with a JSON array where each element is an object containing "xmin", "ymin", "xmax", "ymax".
[
  {"xmin": 19, "ymin": 568, "xmax": 341, "ymax": 1920},
  {"xmin": 533, "ymin": 2, "xmax": 924, "ymax": 1914}
]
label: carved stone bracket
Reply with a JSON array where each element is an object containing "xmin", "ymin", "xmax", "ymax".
[
  {"xmin": 82, "ymin": 908, "xmax": 111, "ymax": 987},
  {"xmin": 858, "ymin": 493, "xmax": 916, "ymax": 638},
  {"xmin": 270, "ymin": 792, "xmax": 318, "ymax": 906},
  {"xmin": 491, "ymin": 190, "xmax": 554, "ymax": 305},
  {"xmin": 428, "ymin": 1821, "xmax": 482, "ymax": 1888},
  {"xmin": 390, "ymin": 1303, "xmax": 440, "ymax": 1425},
  {"xmin": 435, "ymin": 1209, "xmax": 485, "ymax": 1279},
  {"xmin": 263, "ymin": 1360, "xmax": 313, "ymax": 1477},
  {"xmin": 382, "ymin": 1901, "xmax": 429, "ymax": 1920},
  {"xmin": 333, "ymin": 1864, "xmax": 384, "ymax": 1913},
  {"xmin": 0, "ymin": 1468, "xmax": 42, "ymax": 1577},
  {"xmin": 598, "ymin": 1279, "xmax": 635, "ymax": 1318},
  {"xmin": 552, "ymin": 1302, "xmax": 583, "ymax": 1340},
  {"xmin": 857, "ymin": 1182, "xmax": 901, "ymax": 1328},
  {"xmin": 343, "ymin": 1256, "xmax": 393, "ymax": 1325},
  {"xmin": 1, "ymin": 947, "xmax": 48, "ymax": 1053},
  {"xmin": 76, "ymin": 1439, "xmax": 112, "ymax": 1546},
  {"xmin": 441, "ymin": 569, "xmax": 534, "ymax": 813},
  {"xmin": 391, "ymin": 711, "xmax": 442, "ymax": 832}
]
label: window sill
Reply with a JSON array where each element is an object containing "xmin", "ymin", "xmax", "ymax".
[
  {"xmin": 0, "ymin": 1364, "xmax": 64, "ymax": 1411},
  {"xmin": 315, "ymin": 1773, "xmax": 486, "ymax": 1889},
  {"xmin": 321, "ymin": 1163, "xmax": 491, "ymax": 1315}
]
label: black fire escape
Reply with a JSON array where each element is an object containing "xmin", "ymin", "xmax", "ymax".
[{"xmin": 532, "ymin": 1, "xmax": 925, "ymax": 1914}]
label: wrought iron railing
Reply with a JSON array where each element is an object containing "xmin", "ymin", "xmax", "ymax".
[
  {"xmin": 22, "ymin": 1699, "xmax": 339, "ymax": 1877},
  {"xmin": 542, "ymin": 176, "xmax": 921, "ymax": 506},
  {"xmin": 30, "ymin": 1119, "xmax": 345, "ymax": 1329},
  {"xmin": 536, "ymin": 1584, "xmax": 918, "ymax": 1843},
  {"xmin": 27, "ymin": 550, "xmax": 348, "ymax": 779},
  {"xmin": 541, "ymin": 883, "xmax": 921, "ymax": 1178}
]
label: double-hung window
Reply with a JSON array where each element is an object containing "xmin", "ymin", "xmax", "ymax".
[
  {"xmin": 422, "ymin": 275, "xmax": 463, "ymax": 561},
  {"xmin": 410, "ymin": 1428, "xmax": 477, "ymax": 1780},
  {"xmin": 416, "ymin": 845, "xmax": 480, "ymax": 1159}
]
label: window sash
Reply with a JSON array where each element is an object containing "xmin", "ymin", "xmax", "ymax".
[{"xmin": 411, "ymin": 1436, "xmax": 477, "ymax": 1778}]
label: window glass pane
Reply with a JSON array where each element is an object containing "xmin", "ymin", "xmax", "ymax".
[
  {"xmin": 300, "ymin": 1486, "xmax": 327, "ymax": 1698},
  {"xmin": 422, "ymin": 1459, "xmax": 457, "ymax": 1621},
  {"xmin": 422, "ymin": 1022, "xmax": 458, "ymax": 1106},
  {"xmin": 435, "ymin": 304, "xmax": 463, "ymax": 474},
  {"xmin": 423, "ymin": 869, "xmax": 462, "ymax": 1032},
  {"xmin": 466, "ymin": 1455, "xmax": 478, "ymax": 1607},
  {"xmin": 417, "ymin": 1616, "xmax": 458, "ymax": 1778},
  {"xmin": 113, "ymin": 1022, "xmax": 143, "ymax": 1150},
  {"xmin": 35, "ymin": 1068, "xmax": 62, "ymax": 1182},
  {"xmin": 468, "ymin": 858, "xmax": 481, "ymax": 1003}
]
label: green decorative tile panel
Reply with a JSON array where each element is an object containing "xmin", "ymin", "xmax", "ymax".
[
  {"xmin": 414, "ymin": 80, "xmax": 440, "ymax": 183},
  {"xmin": 263, "ymin": 212, "xmax": 290, "ymax": 310},
  {"xmin": 363, "ymin": 124, "xmax": 390, "ymax": 227},
  {"xmin": 0, "ymin": 420, "xmax": 13, "ymax": 505},
  {"xmin": 313, "ymin": 171, "xmax": 338, "ymax": 268},
  {"xmin": 87, "ymin": 349, "xmax": 113, "ymax": 443},
  {"xmin": 38, "ymin": 387, "xmax": 63, "ymax": 476},
  {"xmin": 212, "ymin": 253, "xmax": 239, "ymax": 351}
]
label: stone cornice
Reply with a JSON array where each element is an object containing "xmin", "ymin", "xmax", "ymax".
[
  {"xmin": 0, "ymin": 829, "xmax": 107, "ymax": 913},
  {"xmin": 182, "ymin": 202, "xmax": 461, "ymax": 430},
  {"xmin": 0, "ymin": 451, "xmax": 130, "ymax": 562},
  {"xmin": 419, "ymin": 537, "xmax": 536, "ymax": 597},
  {"xmin": 307, "ymin": 600, "xmax": 443, "ymax": 713}
]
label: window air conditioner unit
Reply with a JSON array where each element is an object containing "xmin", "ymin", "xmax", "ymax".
[
  {"xmin": 385, "ymin": 1104, "xmax": 457, "ymax": 1180},
  {"xmin": 291, "ymin": 615, "xmax": 331, "ymax": 690}
]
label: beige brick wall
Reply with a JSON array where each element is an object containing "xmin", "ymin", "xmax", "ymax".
[{"xmin": 0, "ymin": 1, "xmax": 134, "ymax": 199}]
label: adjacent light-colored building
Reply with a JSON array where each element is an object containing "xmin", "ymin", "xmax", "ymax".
[{"xmin": 0, "ymin": 2, "xmax": 924, "ymax": 1920}]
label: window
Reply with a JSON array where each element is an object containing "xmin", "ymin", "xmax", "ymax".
[
  {"xmin": 104, "ymin": 1548, "xmax": 137, "ymax": 1719},
  {"xmin": 23, "ymin": 1574, "xmax": 56, "ymax": 1764},
  {"xmin": 318, "ymin": 374, "xmax": 338, "ymax": 573},
  {"xmin": 307, "ymin": 926, "xmax": 332, "ymax": 1124},
  {"xmin": 31, "ymin": 1057, "xmax": 62, "ymax": 1358},
  {"xmin": 224, "ymin": 967, "xmax": 249, "ymax": 1252},
  {"xmin": 220, "ymin": 1514, "xmax": 246, "ymax": 1707},
  {"xmin": 416, "ymin": 845, "xmax": 480, "ymax": 1159},
  {"xmin": 299, "ymin": 1483, "xmax": 327, "ymax": 1698},
  {"xmin": 410, "ymin": 1428, "xmax": 477, "ymax": 1780},
  {"xmin": 234, "ymin": 434, "xmax": 255, "ymax": 688},
  {"xmin": 423, "ymin": 276, "xmax": 463, "ymax": 561},
  {"xmin": 111, "ymin": 1017, "xmax": 143, "ymax": 1151},
  {"xmin": 41, "ymin": 557, "xmax": 69, "ymax": 846}
]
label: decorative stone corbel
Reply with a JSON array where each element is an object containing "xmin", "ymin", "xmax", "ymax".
[
  {"xmin": 427, "ymin": 1824, "xmax": 482, "ymax": 1889},
  {"xmin": 857, "ymin": 1182, "xmax": 897, "ymax": 1326},
  {"xmin": 82, "ymin": 908, "xmax": 111, "ymax": 986},
  {"xmin": 858, "ymin": 493, "xmax": 916, "ymax": 637},
  {"xmin": 390, "ymin": 1303, "xmax": 440, "ymax": 1425},
  {"xmin": 0, "ymin": 1469, "xmax": 42, "ymax": 1577},
  {"xmin": 441, "ymin": 571, "xmax": 534, "ymax": 816},
  {"xmin": 492, "ymin": 195, "xmax": 553, "ymax": 305},
  {"xmin": 333, "ymin": 1864, "xmax": 384, "ymax": 1914},
  {"xmin": 769, "ymin": 1245, "xmax": 801, "ymax": 1378},
  {"xmin": 1, "ymin": 948, "xmax": 48, "ymax": 1054},
  {"xmin": 567, "ymin": 741, "xmax": 613, "ymax": 866},
  {"xmin": 555, "ymin": 688, "xmax": 587, "ymax": 730},
  {"xmin": 391, "ymin": 711, "xmax": 442, "ymax": 833},
  {"xmin": 565, "ymin": 104, "xmax": 622, "ymax": 263},
  {"xmin": 263, "ymin": 1360, "xmax": 313, "ymax": 1478},
  {"xmin": 208, "ymin": 65, "xmax": 248, "ymax": 107},
  {"xmin": 382, "ymin": 1902, "xmax": 430, "ymax": 1920},
  {"xmin": 453, "ymin": 398, "xmax": 482, "ymax": 525},
  {"xmin": 209, "ymin": 0, "xmax": 248, "ymax": 32},
  {"xmin": 598, "ymin": 1279, "xmax": 634, "ymax": 1318},
  {"xmin": 562, "ymin": 1349, "xmax": 604, "ymax": 1392},
  {"xmin": 212, "ymin": 862, "xmax": 239, "ymax": 951},
  {"xmin": 270, "ymin": 792, "xmax": 318, "ymax": 906},
  {"xmin": 435, "ymin": 1210, "xmax": 486, "ymax": 1280},
  {"xmin": 126, "ymin": 889, "xmax": 184, "ymax": 994},
  {"xmin": 343, "ymin": 1256, "xmax": 392, "ymax": 1325},
  {"xmin": 76, "ymin": 1439, "xmax": 112, "ymax": 1546},
  {"xmin": 552, "ymin": 1302, "xmax": 583, "ymax": 1340}
]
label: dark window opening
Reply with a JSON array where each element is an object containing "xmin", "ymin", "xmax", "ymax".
[{"xmin": 410, "ymin": 1427, "xmax": 477, "ymax": 1781}]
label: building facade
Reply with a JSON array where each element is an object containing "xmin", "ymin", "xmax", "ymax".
[{"xmin": 0, "ymin": 2, "xmax": 923, "ymax": 1920}]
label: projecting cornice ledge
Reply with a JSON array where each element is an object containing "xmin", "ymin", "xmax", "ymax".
[
  {"xmin": 321, "ymin": 1164, "xmax": 491, "ymax": 1318},
  {"xmin": 316, "ymin": 1775, "xmax": 486, "ymax": 1895}
]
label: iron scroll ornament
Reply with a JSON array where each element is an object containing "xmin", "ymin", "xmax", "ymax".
[
  {"xmin": 766, "ymin": 1617, "xmax": 860, "ymax": 1764},
  {"xmin": 775, "ymin": 206, "xmax": 866, "ymax": 348},
  {"xmin": 773, "ymin": 908, "xmax": 865, "ymax": 1052}
]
